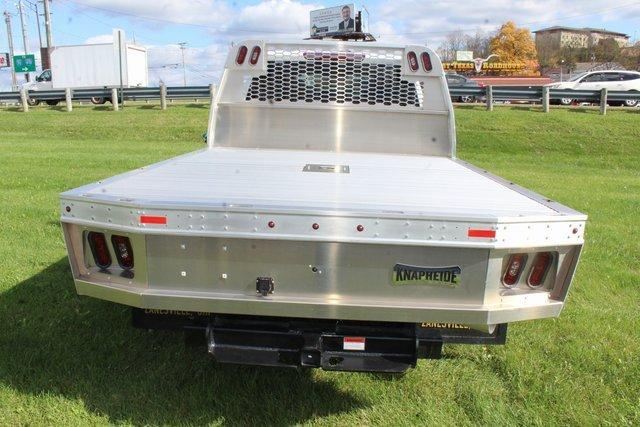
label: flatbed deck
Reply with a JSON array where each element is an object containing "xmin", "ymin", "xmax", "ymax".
[{"xmin": 69, "ymin": 147, "xmax": 561, "ymax": 220}]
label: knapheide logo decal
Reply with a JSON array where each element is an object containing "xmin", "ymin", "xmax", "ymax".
[{"xmin": 392, "ymin": 263, "xmax": 461, "ymax": 286}]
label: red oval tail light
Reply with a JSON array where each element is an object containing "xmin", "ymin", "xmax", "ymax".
[
  {"xmin": 111, "ymin": 235, "xmax": 134, "ymax": 270},
  {"xmin": 407, "ymin": 51, "xmax": 419, "ymax": 72},
  {"xmin": 502, "ymin": 253, "xmax": 527, "ymax": 288},
  {"xmin": 420, "ymin": 52, "xmax": 432, "ymax": 72},
  {"xmin": 249, "ymin": 46, "xmax": 261, "ymax": 65},
  {"xmin": 236, "ymin": 45, "xmax": 248, "ymax": 65},
  {"xmin": 527, "ymin": 252, "xmax": 552, "ymax": 288},
  {"xmin": 87, "ymin": 232, "xmax": 111, "ymax": 269}
]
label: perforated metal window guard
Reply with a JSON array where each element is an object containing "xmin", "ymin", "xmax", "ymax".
[{"xmin": 245, "ymin": 57, "xmax": 423, "ymax": 108}]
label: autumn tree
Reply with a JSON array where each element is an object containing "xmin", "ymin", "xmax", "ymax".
[{"xmin": 489, "ymin": 21, "xmax": 537, "ymax": 62}]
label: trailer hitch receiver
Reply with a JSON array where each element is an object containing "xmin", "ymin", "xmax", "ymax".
[{"xmin": 256, "ymin": 277, "xmax": 274, "ymax": 296}]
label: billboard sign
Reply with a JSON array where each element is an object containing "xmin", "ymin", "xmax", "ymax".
[
  {"xmin": 310, "ymin": 4, "xmax": 355, "ymax": 37},
  {"xmin": 0, "ymin": 53, "xmax": 9, "ymax": 68},
  {"xmin": 455, "ymin": 51, "xmax": 473, "ymax": 62}
]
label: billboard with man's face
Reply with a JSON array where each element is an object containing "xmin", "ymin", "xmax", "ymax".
[{"xmin": 310, "ymin": 4, "xmax": 356, "ymax": 37}]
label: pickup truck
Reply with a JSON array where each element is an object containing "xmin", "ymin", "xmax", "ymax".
[{"xmin": 60, "ymin": 40, "xmax": 586, "ymax": 373}]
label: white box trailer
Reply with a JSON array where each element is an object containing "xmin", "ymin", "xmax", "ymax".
[
  {"xmin": 25, "ymin": 30, "xmax": 148, "ymax": 105},
  {"xmin": 59, "ymin": 40, "xmax": 586, "ymax": 372},
  {"xmin": 50, "ymin": 43, "xmax": 148, "ymax": 89}
]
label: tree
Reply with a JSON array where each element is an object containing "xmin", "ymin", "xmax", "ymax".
[
  {"xmin": 593, "ymin": 38, "xmax": 621, "ymax": 63},
  {"xmin": 438, "ymin": 30, "xmax": 467, "ymax": 62},
  {"xmin": 489, "ymin": 21, "xmax": 537, "ymax": 62},
  {"xmin": 465, "ymin": 30, "xmax": 492, "ymax": 58},
  {"xmin": 438, "ymin": 29, "xmax": 492, "ymax": 61}
]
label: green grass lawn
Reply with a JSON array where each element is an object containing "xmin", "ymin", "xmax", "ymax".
[{"xmin": 0, "ymin": 104, "xmax": 638, "ymax": 425}]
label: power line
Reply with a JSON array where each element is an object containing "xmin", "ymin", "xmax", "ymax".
[{"xmin": 62, "ymin": 0, "xmax": 307, "ymax": 34}]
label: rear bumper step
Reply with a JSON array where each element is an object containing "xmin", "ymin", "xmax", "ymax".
[{"xmin": 132, "ymin": 309, "xmax": 507, "ymax": 372}]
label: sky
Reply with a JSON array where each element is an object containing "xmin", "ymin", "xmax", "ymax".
[{"xmin": 1, "ymin": 0, "xmax": 639, "ymax": 90}]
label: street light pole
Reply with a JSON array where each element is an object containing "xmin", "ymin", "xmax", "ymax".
[
  {"xmin": 179, "ymin": 42, "xmax": 187, "ymax": 86},
  {"xmin": 4, "ymin": 11, "xmax": 18, "ymax": 91}
]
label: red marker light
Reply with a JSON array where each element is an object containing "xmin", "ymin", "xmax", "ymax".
[
  {"xmin": 420, "ymin": 52, "xmax": 433, "ymax": 72},
  {"xmin": 468, "ymin": 228, "xmax": 496, "ymax": 238},
  {"xmin": 312, "ymin": 223, "xmax": 320, "ymax": 230},
  {"xmin": 249, "ymin": 46, "xmax": 261, "ymax": 65},
  {"xmin": 268, "ymin": 221, "xmax": 275, "ymax": 228},
  {"xmin": 140, "ymin": 215, "xmax": 167, "ymax": 225},
  {"xmin": 236, "ymin": 45, "xmax": 248, "ymax": 65},
  {"xmin": 407, "ymin": 51, "xmax": 419, "ymax": 72},
  {"xmin": 356, "ymin": 225, "xmax": 364, "ymax": 232},
  {"xmin": 502, "ymin": 253, "xmax": 527, "ymax": 288}
]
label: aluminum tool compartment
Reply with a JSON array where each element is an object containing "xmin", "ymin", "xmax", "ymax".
[{"xmin": 60, "ymin": 40, "xmax": 586, "ymax": 372}]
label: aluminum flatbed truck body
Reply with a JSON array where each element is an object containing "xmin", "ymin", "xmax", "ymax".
[{"xmin": 60, "ymin": 40, "xmax": 586, "ymax": 372}]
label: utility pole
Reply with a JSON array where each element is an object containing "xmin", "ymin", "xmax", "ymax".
[
  {"xmin": 179, "ymin": 42, "xmax": 187, "ymax": 86},
  {"xmin": 17, "ymin": 0, "xmax": 30, "ymax": 81},
  {"xmin": 33, "ymin": 1, "xmax": 43, "ymax": 49},
  {"xmin": 42, "ymin": 0, "xmax": 52, "ymax": 48},
  {"xmin": 41, "ymin": 0, "xmax": 52, "ymax": 69},
  {"xmin": 4, "ymin": 11, "xmax": 18, "ymax": 91}
]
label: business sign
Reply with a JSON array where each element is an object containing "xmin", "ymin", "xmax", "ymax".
[
  {"xmin": 0, "ymin": 53, "xmax": 9, "ymax": 68},
  {"xmin": 310, "ymin": 4, "xmax": 355, "ymax": 37},
  {"xmin": 13, "ymin": 54, "xmax": 36, "ymax": 72},
  {"xmin": 455, "ymin": 51, "xmax": 473, "ymax": 62}
]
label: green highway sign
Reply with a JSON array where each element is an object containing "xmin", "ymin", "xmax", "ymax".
[{"xmin": 13, "ymin": 54, "xmax": 36, "ymax": 73}]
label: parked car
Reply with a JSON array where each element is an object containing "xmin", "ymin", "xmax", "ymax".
[
  {"xmin": 445, "ymin": 73, "xmax": 482, "ymax": 103},
  {"xmin": 548, "ymin": 70, "xmax": 640, "ymax": 107}
]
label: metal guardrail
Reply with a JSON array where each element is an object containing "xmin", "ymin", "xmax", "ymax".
[{"xmin": 1, "ymin": 85, "xmax": 638, "ymax": 113}]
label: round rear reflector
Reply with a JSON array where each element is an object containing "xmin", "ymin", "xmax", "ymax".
[
  {"xmin": 236, "ymin": 46, "xmax": 248, "ymax": 65},
  {"xmin": 407, "ymin": 51, "xmax": 419, "ymax": 72}
]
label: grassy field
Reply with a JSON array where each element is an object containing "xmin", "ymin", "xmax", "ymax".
[{"xmin": 0, "ymin": 104, "xmax": 638, "ymax": 425}]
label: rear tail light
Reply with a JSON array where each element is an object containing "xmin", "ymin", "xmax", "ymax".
[
  {"xmin": 502, "ymin": 253, "xmax": 527, "ymax": 288},
  {"xmin": 87, "ymin": 232, "xmax": 111, "ymax": 269},
  {"xmin": 249, "ymin": 46, "xmax": 261, "ymax": 65},
  {"xmin": 111, "ymin": 235, "xmax": 134, "ymax": 270},
  {"xmin": 235, "ymin": 45, "xmax": 248, "ymax": 65},
  {"xmin": 407, "ymin": 51, "xmax": 419, "ymax": 72},
  {"xmin": 420, "ymin": 52, "xmax": 432, "ymax": 72},
  {"xmin": 527, "ymin": 252, "xmax": 553, "ymax": 288}
]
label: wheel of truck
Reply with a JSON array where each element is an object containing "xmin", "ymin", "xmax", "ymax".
[
  {"xmin": 560, "ymin": 98, "xmax": 573, "ymax": 106},
  {"xmin": 45, "ymin": 100, "xmax": 60, "ymax": 106},
  {"xmin": 460, "ymin": 95, "xmax": 475, "ymax": 103},
  {"xmin": 90, "ymin": 97, "xmax": 107, "ymax": 105},
  {"xmin": 624, "ymin": 99, "xmax": 638, "ymax": 107},
  {"xmin": 27, "ymin": 97, "xmax": 40, "ymax": 106}
]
